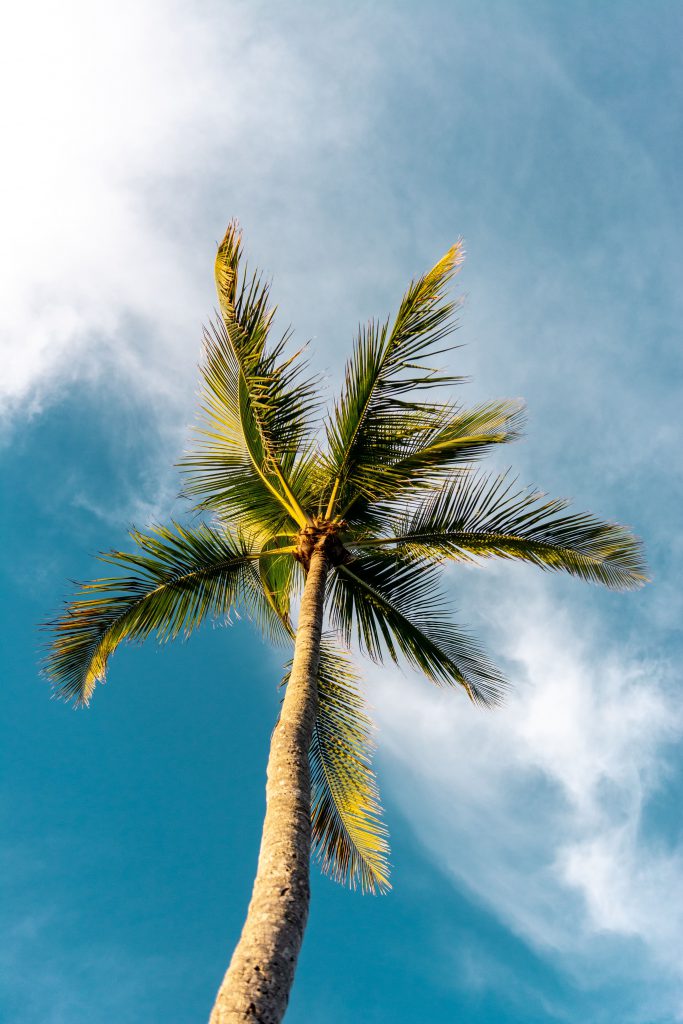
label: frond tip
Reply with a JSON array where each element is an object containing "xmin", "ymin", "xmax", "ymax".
[
  {"xmin": 322, "ymin": 240, "xmax": 467, "ymax": 519},
  {"xmin": 43, "ymin": 523, "xmax": 265, "ymax": 706},
  {"xmin": 366, "ymin": 473, "xmax": 648, "ymax": 590},
  {"xmin": 330, "ymin": 555, "xmax": 508, "ymax": 708}
]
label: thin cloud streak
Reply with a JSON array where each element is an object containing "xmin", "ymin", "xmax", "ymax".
[{"xmin": 372, "ymin": 573, "xmax": 683, "ymax": 1017}]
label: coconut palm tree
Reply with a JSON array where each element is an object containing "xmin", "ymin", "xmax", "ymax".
[{"xmin": 45, "ymin": 222, "xmax": 646, "ymax": 1024}]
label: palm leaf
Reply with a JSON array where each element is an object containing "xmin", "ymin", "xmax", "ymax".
[
  {"xmin": 290, "ymin": 639, "xmax": 390, "ymax": 893},
  {"xmin": 341, "ymin": 399, "xmax": 526, "ymax": 524},
  {"xmin": 44, "ymin": 523, "xmax": 293, "ymax": 706},
  {"xmin": 329, "ymin": 555, "xmax": 506, "ymax": 707},
  {"xmin": 322, "ymin": 242, "xmax": 466, "ymax": 518},
  {"xmin": 251, "ymin": 537, "xmax": 303, "ymax": 643},
  {"xmin": 182, "ymin": 318, "xmax": 302, "ymax": 539},
  {"xmin": 360, "ymin": 473, "xmax": 648, "ymax": 590},
  {"xmin": 196, "ymin": 220, "xmax": 320, "ymax": 528}
]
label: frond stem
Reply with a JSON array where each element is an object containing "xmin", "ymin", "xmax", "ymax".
[
  {"xmin": 271, "ymin": 461, "xmax": 313, "ymax": 527},
  {"xmin": 247, "ymin": 449, "xmax": 308, "ymax": 528},
  {"xmin": 323, "ymin": 478, "xmax": 341, "ymax": 521},
  {"xmin": 91, "ymin": 544, "xmax": 296, "ymax": 654}
]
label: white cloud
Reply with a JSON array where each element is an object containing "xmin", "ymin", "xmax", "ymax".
[
  {"xmin": 371, "ymin": 572, "xmax": 683, "ymax": 1014},
  {"xmin": 2, "ymin": 1, "xmax": 206, "ymax": 413},
  {"xmin": 4, "ymin": 0, "xmax": 680, "ymax": 491},
  {"xmin": 0, "ymin": 0, "xmax": 384, "ymax": 428}
]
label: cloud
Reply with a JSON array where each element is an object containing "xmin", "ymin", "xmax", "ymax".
[
  {"xmin": 4, "ymin": 0, "xmax": 680, "ymax": 489},
  {"xmin": 2, "ymin": 1, "xmax": 207, "ymax": 414},
  {"xmin": 0, "ymin": 0, "xmax": 386, "ymax": 429},
  {"xmin": 371, "ymin": 571, "xmax": 683, "ymax": 1017}
]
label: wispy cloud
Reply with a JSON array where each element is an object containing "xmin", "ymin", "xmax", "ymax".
[
  {"xmin": 372, "ymin": 571, "xmax": 683, "ymax": 1018},
  {"xmin": 0, "ymin": 1, "xmax": 386, "ymax": 428}
]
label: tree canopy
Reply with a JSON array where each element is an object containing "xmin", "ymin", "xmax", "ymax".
[{"xmin": 45, "ymin": 222, "xmax": 646, "ymax": 894}]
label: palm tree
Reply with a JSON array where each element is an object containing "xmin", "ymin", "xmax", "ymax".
[{"xmin": 45, "ymin": 222, "xmax": 646, "ymax": 1023}]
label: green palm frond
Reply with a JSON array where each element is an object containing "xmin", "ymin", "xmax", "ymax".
[
  {"xmin": 183, "ymin": 222, "xmax": 321, "ymax": 531},
  {"xmin": 182, "ymin": 319, "xmax": 302, "ymax": 539},
  {"xmin": 214, "ymin": 223, "xmax": 321, "ymax": 518},
  {"xmin": 322, "ymin": 243, "xmax": 466, "ymax": 518},
  {"xmin": 359, "ymin": 473, "xmax": 648, "ymax": 590},
  {"xmin": 215, "ymin": 223, "xmax": 321, "ymax": 472},
  {"xmin": 329, "ymin": 555, "xmax": 506, "ymax": 708},
  {"xmin": 341, "ymin": 399, "xmax": 526, "ymax": 524},
  {"xmin": 44, "ymin": 523, "xmax": 294, "ymax": 706},
  {"xmin": 287, "ymin": 447, "xmax": 333, "ymax": 524},
  {"xmin": 308, "ymin": 640, "xmax": 390, "ymax": 893},
  {"xmin": 252, "ymin": 538, "xmax": 303, "ymax": 643}
]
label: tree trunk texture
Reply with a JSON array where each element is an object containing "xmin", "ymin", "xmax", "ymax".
[{"xmin": 209, "ymin": 547, "xmax": 329, "ymax": 1024}]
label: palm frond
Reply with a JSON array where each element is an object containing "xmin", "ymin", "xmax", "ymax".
[
  {"xmin": 183, "ymin": 221, "xmax": 321, "ymax": 531},
  {"xmin": 322, "ymin": 242, "xmax": 466, "ymax": 518},
  {"xmin": 181, "ymin": 319, "xmax": 302, "ymax": 539},
  {"xmin": 329, "ymin": 555, "xmax": 506, "ymax": 708},
  {"xmin": 359, "ymin": 473, "xmax": 648, "ymax": 590},
  {"xmin": 304, "ymin": 640, "xmax": 390, "ymax": 893},
  {"xmin": 250, "ymin": 538, "xmax": 302, "ymax": 643},
  {"xmin": 44, "ymin": 523, "xmax": 292, "ymax": 706},
  {"xmin": 341, "ymin": 399, "xmax": 526, "ymax": 524}
]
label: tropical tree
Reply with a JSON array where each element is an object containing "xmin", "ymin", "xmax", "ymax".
[{"xmin": 45, "ymin": 222, "xmax": 646, "ymax": 1023}]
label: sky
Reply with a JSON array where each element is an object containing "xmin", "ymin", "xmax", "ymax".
[{"xmin": 2, "ymin": 1, "xmax": 682, "ymax": 1021}]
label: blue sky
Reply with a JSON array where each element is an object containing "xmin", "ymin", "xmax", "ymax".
[{"xmin": 2, "ymin": 1, "xmax": 682, "ymax": 1021}]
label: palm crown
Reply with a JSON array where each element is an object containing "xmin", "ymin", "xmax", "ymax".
[{"xmin": 46, "ymin": 222, "xmax": 646, "ymax": 897}]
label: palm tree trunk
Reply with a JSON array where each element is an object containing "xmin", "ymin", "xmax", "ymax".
[{"xmin": 209, "ymin": 546, "xmax": 329, "ymax": 1024}]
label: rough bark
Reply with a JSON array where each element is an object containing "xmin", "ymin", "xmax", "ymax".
[{"xmin": 209, "ymin": 546, "xmax": 329, "ymax": 1024}]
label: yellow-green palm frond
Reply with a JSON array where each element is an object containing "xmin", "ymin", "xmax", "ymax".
[
  {"xmin": 44, "ymin": 523, "xmax": 295, "ymax": 706},
  {"xmin": 215, "ymin": 223, "xmax": 321, "ymax": 470},
  {"xmin": 359, "ymin": 473, "xmax": 648, "ymax": 590},
  {"xmin": 251, "ymin": 537, "xmax": 303, "ymax": 643},
  {"xmin": 341, "ymin": 399, "xmax": 526, "ymax": 525},
  {"xmin": 183, "ymin": 221, "xmax": 322, "ymax": 532},
  {"xmin": 182, "ymin": 318, "xmax": 302, "ymax": 539},
  {"xmin": 322, "ymin": 242, "xmax": 466, "ymax": 519},
  {"xmin": 309, "ymin": 640, "xmax": 390, "ymax": 893},
  {"xmin": 329, "ymin": 555, "xmax": 506, "ymax": 708}
]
